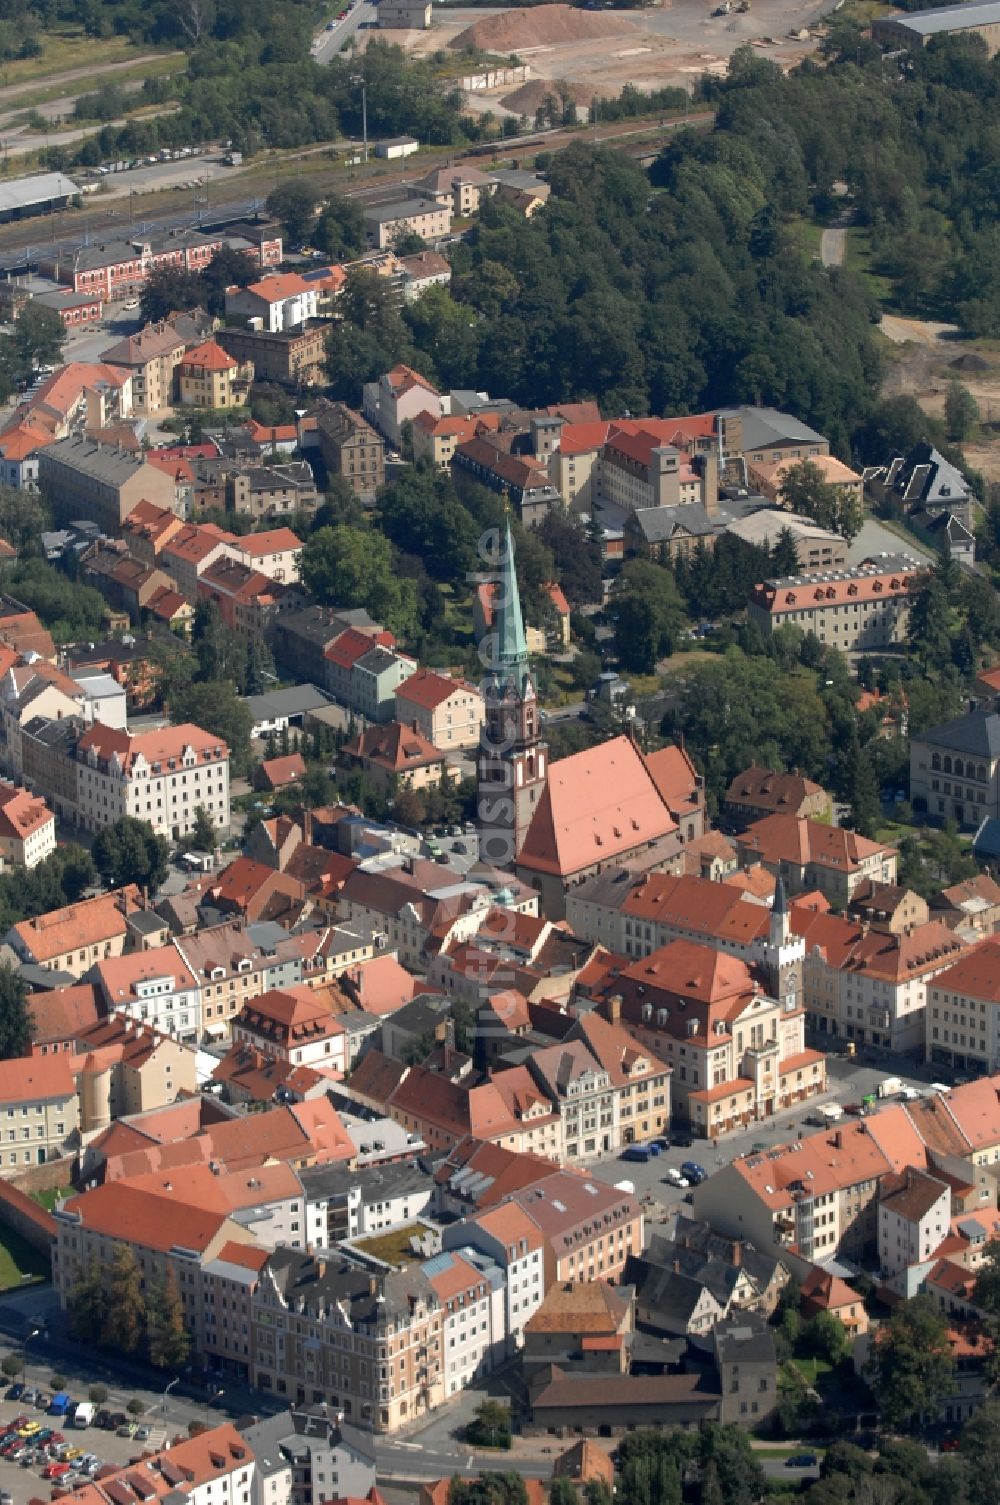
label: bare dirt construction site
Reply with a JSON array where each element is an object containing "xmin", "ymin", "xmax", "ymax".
[
  {"xmin": 880, "ymin": 315, "xmax": 1000, "ymax": 486},
  {"xmin": 395, "ymin": 0, "xmax": 834, "ymax": 112}
]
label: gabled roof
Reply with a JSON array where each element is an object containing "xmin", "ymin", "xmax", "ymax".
[
  {"xmin": 11, "ymin": 886, "xmax": 140, "ymax": 962},
  {"xmin": 181, "ymin": 339, "xmax": 238, "ymax": 373},
  {"xmin": 396, "ymin": 667, "xmax": 479, "ymax": 711},
  {"xmin": 739, "ymin": 813, "xmax": 895, "ymax": 873},
  {"xmin": 345, "ymin": 720, "xmax": 444, "ymax": 772},
  {"xmin": 518, "ymin": 734, "xmax": 677, "ymax": 878}
]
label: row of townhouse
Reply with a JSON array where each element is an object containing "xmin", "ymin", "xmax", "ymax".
[
  {"xmin": 48, "ymin": 1424, "xmax": 256, "ymax": 1505},
  {"xmin": 0, "ymin": 662, "xmax": 231, "ymax": 839},
  {"xmin": 345, "ymin": 1006, "xmax": 672, "ymax": 1163},
  {"xmin": 568, "ymin": 863, "xmax": 968, "ymax": 1062},
  {"xmin": 53, "ymin": 1122, "xmax": 641, "ymax": 1426},
  {"xmin": 691, "ymin": 1072, "xmax": 1000, "ymax": 1271}
]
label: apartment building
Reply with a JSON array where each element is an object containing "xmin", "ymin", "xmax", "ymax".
[
  {"xmin": 216, "ymin": 325, "xmax": 327, "ymax": 387},
  {"xmin": 5, "ymin": 886, "xmax": 141, "ymax": 977},
  {"xmin": 178, "ymin": 340, "xmax": 253, "ymax": 409},
  {"xmin": 198, "ymin": 557, "xmax": 297, "ymax": 639},
  {"xmin": 324, "ymin": 631, "xmax": 416, "ymax": 723},
  {"xmin": 49, "ymin": 1426, "xmax": 256, "ymax": 1505},
  {"xmin": 796, "ymin": 906, "xmax": 965, "ymax": 1054},
  {"xmin": 691, "ymin": 1115, "xmax": 906, "ymax": 1266},
  {"xmin": 926, "ymin": 939, "xmax": 1000, "ymax": 1074},
  {"xmin": 510, "ymin": 1170, "xmax": 643, "ymax": 1288},
  {"xmin": 0, "ymin": 780, "xmax": 56, "ymax": 868},
  {"xmin": 231, "ymin": 528, "xmax": 302, "ymax": 584},
  {"xmin": 362, "ymin": 364, "xmax": 442, "ymax": 447},
  {"xmin": 342, "ymin": 721, "xmax": 457, "ymax": 794},
  {"xmin": 0, "ymin": 1055, "xmax": 79, "ymax": 1172},
  {"xmin": 592, "ymin": 933, "xmax": 824, "ymax": 1138},
  {"xmin": 443, "ymin": 1200, "xmax": 546, "ymax": 1353},
  {"xmin": 395, "ymin": 669, "xmax": 484, "ymax": 750},
  {"xmin": 74, "ymin": 721, "xmax": 230, "ymax": 840},
  {"xmin": 736, "ymin": 813, "xmax": 898, "ymax": 905},
  {"xmin": 92, "ymin": 945, "xmax": 203, "ymax": 1042},
  {"xmin": 423, "ymin": 1247, "xmax": 505, "ymax": 1396},
  {"xmin": 241, "ymin": 1408, "xmax": 376, "ymax": 1505},
  {"xmin": 910, "ymin": 709, "xmax": 1000, "ymax": 830},
  {"xmin": 160, "ymin": 522, "xmax": 240, "ymax": 599},
  {"xmin": 233, "ymin": 989, "xmax": 347, "ymax": 1073},
  {"xmin": 316, "ymin": 403, "xmax": 386, "ymax": 501},
  {"xmin": 878, "ymin": 1167, "xmax": 950, "ymax": 1277},
  {"xmin": 71, "ymin": 1015, "xmax": 198, "ymax": 1122},
  {"xmin": 37, "ymin": 435, "xmax": 179, "ymax": 531},
  {"xmin": 724, "ymin": 508, "xmax": 849, "ymax": 576},
  {"xmin": 252, "ymin": 1250, "xmax": 445, "ymax": 1430},
  {"xmin": 226, "ymin": 273, "xmax": 320, "ymax": 333},
  {"xmin": 364, "ymin": 198, "xmax": 452, "ymax": 251},
  {"xmin": 748, "ymin": 558, "xmax": 920, "ymax": 651},
  {"xmin": 415, "ymin": 165, "xmax": 493, "ymax": 216},
  {"xmin": 28, "ymin": 361, "xmax": 134, "ymax": 436},
  {"xmin": 723, "ymin": 766, "xmax": 833, "ymax": 831},
  {"xmin": 101, "ymin": 320, "xmax": 187, "ymax": 413}
]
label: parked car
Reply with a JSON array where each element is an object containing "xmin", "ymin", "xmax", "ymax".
[
  {"xmin": 116, "ymin": 1423, "xmax": 137, "ymax": 1439},
  {"xmin": 671, "ymin": 1130, "xmax": 694, "ymax": 1148},
  {"xmin": 939, "ymin": 1437, "xmax": 960, "ymax": 1453},
  {"xmin": 42, "ymin": 1462, "xmax": 70, "ymax": 1479},
  {"xmin": 21, "ymin": 1388, "xmax": 39, "ymax": 1406},
  {"xmin": 95, "ymin": 1410, "xmax": 114, "ymax": 1431},
  {"xmin": 651, "ymin": 1136, "xmax": 671, "ymax": 1150},
  {"xmin": 785, "ymin": 1453, "xmax": 818, "ymax": 1469},
  {"xmin": 6, "ymin": 1383, "xmax": 24, "ymax": 1400},
  {"xmin": 681, "ymin": 1160, "xmax": 707, "ymax": 1184},
  {"xmin": 664, "ymin": 1167, "xmax": 690, "ymax": 1188}
]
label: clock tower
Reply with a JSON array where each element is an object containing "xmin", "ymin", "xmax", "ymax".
[{"xmin": 477, "ymin": 518, "xmax": 547, "ymax": 869}]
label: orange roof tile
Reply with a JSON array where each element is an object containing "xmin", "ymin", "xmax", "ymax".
[
  {"xmin": 11, "ymin": 886, "xmax": 139, "ymax": 962},
  {"xmin": 0, "ymin": 1054, "xmax": 75, "ymax": 1104},
  {"xmin": 181, "ymin": 339, "xmax": 237, "ymax": 373},
  {"xmin": 518, "ymin": 734, "xmax": 676, "ymax": 877}
]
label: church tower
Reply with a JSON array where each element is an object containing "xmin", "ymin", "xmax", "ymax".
[
  {"xmin": 762, "ymin": 875, "xmax": 805, "ymax": 1012},
  {"xmin": 477, "ymin": 518, "xmax": 548, "ymax": 869}
]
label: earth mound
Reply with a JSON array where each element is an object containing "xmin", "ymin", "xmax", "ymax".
[{"xmin": 450, "ymin": 4, "xmax": 638, "ymax": 51}]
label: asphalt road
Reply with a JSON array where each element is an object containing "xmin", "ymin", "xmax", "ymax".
[{"xmin": 312, "ymin": 2, "xmax": 378, "ymax": 64}]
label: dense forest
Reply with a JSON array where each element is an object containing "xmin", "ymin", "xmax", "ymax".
[{"xmin": 314, "ymin": 30, "xmax": 1000, "ymax": 463}]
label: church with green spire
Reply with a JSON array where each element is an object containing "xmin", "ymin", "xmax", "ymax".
[{"xmin": 477, "ymin": 518, "xmax": 548, "ymax": 869}]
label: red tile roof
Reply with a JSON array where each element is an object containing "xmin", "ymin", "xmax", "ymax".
[
  {"xmin": 753, "ymin": 563, "xmax": 918, "ymax": 615},
  {"xmin": 76, "ymin": 722, "xmax": 229, "ymax": 777},
  {"xmin": 518, "ymin": 734, "xmax": 677, "ymax": 877},
  {"xmin": 739, "ymin": 813, "xmax": 895, "ymax": 873},
  {"xmin": 11, "ymin": 886, "xmax": 140, "ymax": 962},
  {"xmin": 0, "ymin": 1054, "xmax": 75, "ymax": 1104},
  {"xmin": 396, "ymin": 667, "xmax": 478, "ymax": 711},
  {"xmin": 259, "ymin": 753, "xmax": 307, "ymax": 789},
  {"xmin": 181, "ymin": 339, "xmax": 238, "ymax": 373},
  {"xmin": 345, "ymin": 721, "xmax": 444, "ymax": 772}
]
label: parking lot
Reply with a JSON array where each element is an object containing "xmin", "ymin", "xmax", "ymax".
[
  {"xmin": 0, "ymin": 1387, "xmax": 177, "ymax": 1500},
  {"xmin": 584, "ymin": 1053, "xmax": 935, "ymax": 1225}
]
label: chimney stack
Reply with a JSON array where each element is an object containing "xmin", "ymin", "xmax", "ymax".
[{"xmin": 608, "ymin": 993, "xmax": 623, "ymax": 1024}]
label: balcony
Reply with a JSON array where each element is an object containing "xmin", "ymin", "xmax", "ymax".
[{"xmin": 868, "ymin": 1008, "xmax": 891, "ymax": 1030}]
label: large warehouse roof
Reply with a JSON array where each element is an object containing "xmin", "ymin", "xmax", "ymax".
[
  {"xmin": 879, "ymin": 0, "xmax": 1000, "ymax": 33},
  {"xmin": 0, "ymin": 172, "xmax": 79, "ymax": 215}
]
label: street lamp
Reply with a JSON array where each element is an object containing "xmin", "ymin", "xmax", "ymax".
[
  {"xmin": 161, "ymin": 1376, "xmax": 179, "ymax": 1416},
  {"xmin": 22, "ymin": 1327, "xmax": 39, "ymax": 1390},
  {"xmin": 351, "ymin": 75, "xmax": 368, "ymax": 163}
]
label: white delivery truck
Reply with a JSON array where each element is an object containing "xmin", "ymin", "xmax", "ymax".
[
  {"xmin": 821, "ymin": 1103, "xmax": 844, "ymax": 1123},
  {"xmin": 878, "ymin": 1076, "xmax": 903, "ymax": 1099},
  {"xmin": 73, "ymin": 1402, "xmax": 95, "ymax": 1428}
]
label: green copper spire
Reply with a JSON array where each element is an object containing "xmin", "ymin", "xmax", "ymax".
[{"xmin": 492, "ymin": 514, "xmax": 530, "ymax": 675}]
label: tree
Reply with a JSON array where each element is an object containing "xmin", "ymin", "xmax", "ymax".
[
  {"xmin": 378, "ymin": 468, "xmax": 478, "ymax": 581},
  {"xmin": 11, "ymin": 302, "xmax": 65, "ymax": 379},
  {"xmin": 836, "ymin": 729, "xmax": 881, "ymax": 837},
  {"xmin": 537, "ymin": 509, "xmax": 603, "ymax": 608},
  {"xmin": 800, "ymin": 1309, "xmax": 850, "ymax": 1366},
  {"xmin": 147, "ymin": 1268, "xmax": 191, "ymax": 1369},
  {"xmin": 550, "ymin": 1481, "xmax": 578, "ymax": 1505},
  {"xmin": 960, "ymin": 1400, "xmax": 1000, "ymax": 1505},
  {"xmin": 779, "ymin": 459, "xmax": 862, "ymax": 541},
  {"xmin": 266, "ymin": 180, "xmax": 321, "ymax": 247},
  {"xmin": 88, "ymin": 1384, "xmax": 109, "ymax": 1405},
  {"xmin": 166, "ymin": 679, "xmax": 254, "ymax": 778},
  {"xmin": 0, "ymin": 1354, "xmax": 22, "ymax": 1379},
  {"xmin": 199, "ymin": 246, "xmax": 258, "ymax": 316},
  {"xmin": 315, "ymin": 194, "xmax": 365, "ymax": 260},
  {"xmin": 300, "ymin": 525, "xmax": 418, "ymax": 640},
  {"xmin": 103, "ymin": 1244, "xmax": 146, "ymax": 1355},
  {"xmin": 907, "ymin": 570, "xmax": 953, "ymax": 673},
  {"xmin": 770, "ymin": 526, "xmax": 800, "ymax": 577},
  {"xmin": 464, "ymin": 1398, "xmax": 511, "ymax": 1449},
  {"xmin": 126, "ymin": 1396, "xmax": 146, "ymax": 1417},
  {"xmin": 944, "ymin": 380, "xmax": 979, "ymax": 442},
  {"xmin": 0, "ymin": 483, "xmax": 50, "ymax": 551},
  {"xmin": 612, "ymin": 559, "xmax": 688, "ymax": 673},
  {"xmin": 140, "ymin": 264, "xmax": 205, "ymax": 323},
  {"xmin": 0, "ymin": 963, "xmax": 32, "ymax": 1060},
  {"xmin": 865, "ymin": 1295, "xmax": 954, "ymax": 1432},
  {"xmin": 67, "ymin": 1257, "xmax": 108, "ymax": 1346},
  {"xmin": 92, "ymin": 817, "xmax": 170, "ymax": 894},
  {"xmin": 190, "ymin": 805, "xmax": 217, "ymax": 853}
]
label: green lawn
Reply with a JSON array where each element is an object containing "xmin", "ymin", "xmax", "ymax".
[
  {"xmin": 787, "ymin": 218, "xmax": 822, "ymax": 262},
  {"xmin": 30, "ymin": 1188, "xmax": 66, "ymax": 1212},
  {"xmin": 843, "ymin": 227, "xmax": 895, "ymax": 306},
  {"xmin": 353, "ymin": 1222, "xmax": 432, "ymax": 1266},
  {"xmin": 791, "ymin": 1356, "xmax": 833, "ymax": 1384},
  {"xmin": 0, "ymin": 1225, "xmax": 49, "ymax": 1291}
]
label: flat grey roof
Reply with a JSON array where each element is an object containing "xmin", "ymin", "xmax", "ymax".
[
  {"xmin": 246, "ymin": 683, "xmax": 332, "ymax": 720},
  {"xmin": 364, "ymin": 198, "xmax": 441, "ymax": 222},
  {"xmin": 875, "ymin": 0, "xmax": 1000, "ymax": 31},
  {"xmin": 0, "ymin": 172, "xmax": 79, "ymax": 213}
]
